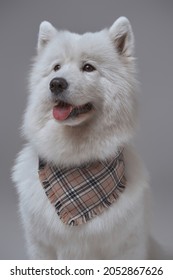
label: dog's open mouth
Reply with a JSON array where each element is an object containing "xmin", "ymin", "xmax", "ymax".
[{"xmin": 53, "ymin": 101, "xmax": 93, "ymax": 121}]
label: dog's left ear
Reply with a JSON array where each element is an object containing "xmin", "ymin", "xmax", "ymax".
[
  {"xmin": 37, "ymin": 21, "xmax": 57, "ymax": 53},
  {"xmin": 109, "ymin": 17, "xmax": 134, "ymax": 57}
]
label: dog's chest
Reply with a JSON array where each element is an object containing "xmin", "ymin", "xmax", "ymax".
[
  {"xmin": 25, "ymin": 177, "xmax": 133, "ymax": 259},
  {"xmin": 29, "ymin": 189, "xmax": 128, "ymax": 259}
]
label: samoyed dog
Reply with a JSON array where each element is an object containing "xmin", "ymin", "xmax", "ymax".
[{"xmin": 12, "ymin": 17, "xmax": 150, "ymax": 259}]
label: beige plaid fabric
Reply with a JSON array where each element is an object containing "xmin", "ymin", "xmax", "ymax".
[{"xmin": 38, "ymin": 149, "xmax": 126, "ymax": 226}]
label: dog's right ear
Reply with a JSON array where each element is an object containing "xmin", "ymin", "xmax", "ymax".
[{"xmin": 37, "ymin": 21, "xmax": 57, "ymax": 53}]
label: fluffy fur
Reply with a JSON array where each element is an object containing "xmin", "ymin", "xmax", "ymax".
[{"xmin": 12, "ymin": 17, "xmax": 150, "ymax": 259}]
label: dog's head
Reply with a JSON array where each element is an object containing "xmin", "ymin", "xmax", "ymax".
[{"xmin": 23, "ymin": 17, "xmax": 138, "ymax": 165}]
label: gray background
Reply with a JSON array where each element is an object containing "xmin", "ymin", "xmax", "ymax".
[{"xmin": 0, "ymin": 0, "xmax": 173, "ymax": 259}]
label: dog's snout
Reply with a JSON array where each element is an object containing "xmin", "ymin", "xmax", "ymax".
[{"xmin": 49, "ymin": 78, "xmax": 68, "ymax": 94}]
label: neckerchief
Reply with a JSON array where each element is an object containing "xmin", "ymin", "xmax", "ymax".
[{"xmin": 38, "ymin": 149, "xmax": 126, "ymax": 226}]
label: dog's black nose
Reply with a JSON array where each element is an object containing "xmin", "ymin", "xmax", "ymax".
[{"xmin": 49, "ymin": 78, "xmax": 68, "ymax": 94}]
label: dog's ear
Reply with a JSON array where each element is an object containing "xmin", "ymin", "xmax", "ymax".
[
  {"xmin": 37, "ymin": 21, "xmax": 57, "ymax": 53},
  {"xmin": 109, "ymin": 17, "xmax": 134, "ymax": 57}
]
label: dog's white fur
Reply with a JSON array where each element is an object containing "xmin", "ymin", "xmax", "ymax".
[{"xmin": 12, "ymin": 17, "xmax": 150, "ymax": 259}]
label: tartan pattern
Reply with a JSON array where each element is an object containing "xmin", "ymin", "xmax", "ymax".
[{"xmin": 38, "ymin": 149, "xmax": 126, "ymax": 226}]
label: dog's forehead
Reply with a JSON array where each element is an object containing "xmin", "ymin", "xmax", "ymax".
[
  {"xmin": 49, "ymin": 30, "xmax": 113, "ymax": 61},
  {"xmin": 78, "ymin": 31, "xmax": 111, "ymax": 54}
]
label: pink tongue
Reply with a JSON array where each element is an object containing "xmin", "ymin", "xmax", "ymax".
[{"xmin": 53, "ymin": 104, "xmax": 73, "ymax": 121}]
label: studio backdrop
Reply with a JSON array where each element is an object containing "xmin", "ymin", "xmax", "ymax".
[{"xmin": 0, "ymin": 0, "xmax": 173, "ymax": 259}]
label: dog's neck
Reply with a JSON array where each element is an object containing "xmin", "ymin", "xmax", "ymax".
[{"xmin": 36, "ymin": 122, "xmax": 131, "ymax": 169}]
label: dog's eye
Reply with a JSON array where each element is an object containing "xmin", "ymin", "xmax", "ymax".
[
  {"xmin": 53, "ymin": 64, "xmax": 61, "ymax": 71},
  {"xmin": 83, "ymin": 64, "xmax": 96, "ymax": 72}
]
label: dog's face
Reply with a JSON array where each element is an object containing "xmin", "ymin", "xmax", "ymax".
[{"xmin": 23, "ymin": 17, "xmax": 138, "ymax": 164}]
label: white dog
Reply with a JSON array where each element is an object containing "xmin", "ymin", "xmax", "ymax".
[{"xmin": 12, "ymin": 17, "xmax": 150, "ymax": 259}]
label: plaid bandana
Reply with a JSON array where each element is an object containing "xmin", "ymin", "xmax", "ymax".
[{"xmin": 38, "ymin": 149, "xmax": 126, "ymax": 226}]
